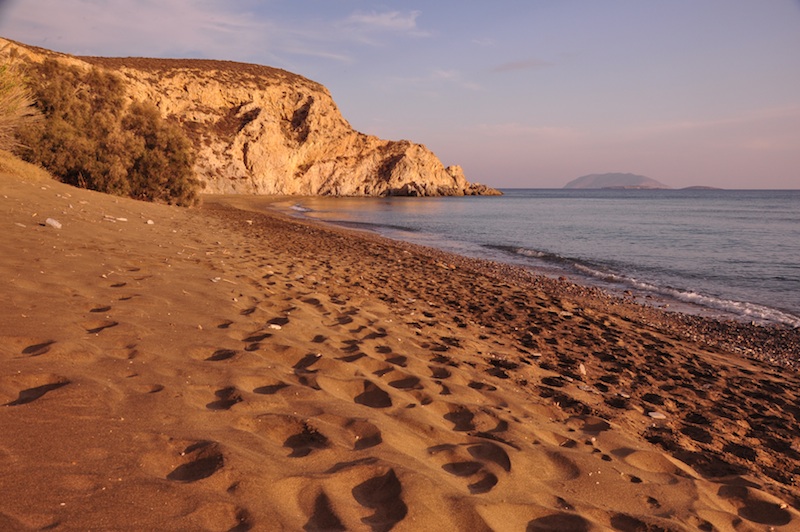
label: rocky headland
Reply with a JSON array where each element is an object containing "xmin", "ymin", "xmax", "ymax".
[{"xmin": 0, "ymin": 37, "xmax": 499, "ymax": 197}]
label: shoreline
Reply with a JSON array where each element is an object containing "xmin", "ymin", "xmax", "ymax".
[
  {"xmin": 3, "ymin": 169, "xmax": 800, "ymax": 530},
  {"xmin": 227, "ymin": 194, "xmax": 800, "ymax": 371},
  {"xmin": 281, "ymin": 192, "xmax": 800, "ymax": 331}
]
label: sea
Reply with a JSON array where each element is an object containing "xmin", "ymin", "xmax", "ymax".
[{"xmin": 286, "ymin": 189, "xmax": 800, "ymax": 328}]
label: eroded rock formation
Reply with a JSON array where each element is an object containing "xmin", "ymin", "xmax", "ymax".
[{"xmin": 1, "ymin": 37, "xmax": 499, "ymax": 196}]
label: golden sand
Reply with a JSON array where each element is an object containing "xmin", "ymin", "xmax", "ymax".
[{"xmin": 1, "ymin": 156, "xmax": 798, "ymax": 530}]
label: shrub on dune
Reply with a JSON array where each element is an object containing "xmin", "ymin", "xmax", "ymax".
[
  {"xmin": 0, "ymin": 61, "xmax": 41, "ymax": 151},
  {"xmin": 15, "ymin": 59, "xmax": 199, "ymax": 206}
]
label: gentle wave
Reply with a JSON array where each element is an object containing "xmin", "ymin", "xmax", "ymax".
[
  {"xmin": 495, "ymin": 245, "xmax": 800, "ymax": 327},
  {"xmin": 286, "ymin": 191, "xmax": 800, "ymax": 328},
  {"xmin": 578, "ymin": 264, "xmax": 800, "ymax": 327},
  {"xmin": 487, "ymin": 244, "xmax": 572, "ymax": 266}
]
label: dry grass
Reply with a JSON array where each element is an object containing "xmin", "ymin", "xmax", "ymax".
[
  {"xmin": 0, "ymin": 64, "xmax": 40, "ymax": 151},
  {"xmin": 0, "ymin": 149, "xmax": 52, "ymax": 182},
  {"xmin": 78, "ymin": 56, "xmax": 319, "ymax": 89}
]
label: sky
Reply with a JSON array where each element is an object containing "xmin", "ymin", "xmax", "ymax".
[{"xmin": 1, "ymin": 0, "xmax": 799, "ymax": 189}]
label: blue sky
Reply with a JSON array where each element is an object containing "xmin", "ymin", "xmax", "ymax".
[{"xmin": 1, "ymin": 0, "xmax": 799, "ymax": 188}]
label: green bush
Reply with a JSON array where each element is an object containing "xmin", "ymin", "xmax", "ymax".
[{"xmin": 16, "ymin": 59, "xmax": 199, "ymax": 206}]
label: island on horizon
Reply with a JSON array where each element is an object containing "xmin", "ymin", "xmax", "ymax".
[{"xmin": 563, "ymin": 172, "xmax": 723, "ymax": 190}]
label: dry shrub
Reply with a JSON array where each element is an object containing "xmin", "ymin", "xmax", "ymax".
[
  {"xmin": 16, "ymin": 59, "xmax": 199, "ymax": 206},
  {"xmin": 0, "ymin": 63, "xmax": 41, "ymax": 151}
]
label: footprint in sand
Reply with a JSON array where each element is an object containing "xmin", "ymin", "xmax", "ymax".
[
  {"xmin": 340, "ymin": 339, "xmax": 361, "ymax": 354},
  {"xmin": 429, "ymin": 365, "xmax": 451, "ymax": 379},
  {"xmin": 352, "ymin": 469, "xmax": 408, "ymax": 531},
  {"xmin": 384, "ymin": 355, "xmax": 407, "ymax": 367},
  {"xmin": 206, "ymin": 349, "xmax": 238, "ymax": 362},
  {"xmin": 354, "ymin": 381, "xmax": 393, "ymax": 409},
  {"xmin": 444, "ymin": 405, "xmax": 476, "ymax": 432},
  {"xmin": 527, "ymin": 513, "xmax": 591, "ymax": 532},
  {"xmin": 334, "ymin": 315, "xmax": 354, "ymax": 326},
  {"xmin": 344, "ymin": 419, "xmax": 383, "ymax": 450},
  {"xmin": 206, "ymin": 387, "xmax": 243, "ymax": 410},
  {"xmin": 468, "ymin": 381, "xmax": 498, "ymax": 392},
  {"xmin": 250, "ymin": 415, "xmax": 332, "ymax": 458},
  {"xmin": 21, "ymin": 340, "xmax": 56, "ymax": 357},
  {"xmin": 3, "ymin": 375, "xmax": 70, "ymax": 406},
  {"xmin": 717, "ymin": 484, "xmax": 793, "ymax": 527},
  {"xmin": 83, "ymin": 320, "xmax": 119, "ymax": 335},
  {"xmin": 292, "ymin": 354, "xmax": 323, "ymax": 390},
  {"xmin": 363, "ymin": 329, "xmax": 388, "ymax": 341},
  {"xmin": 467, "ymin": 472, "xmax": 498, "ymax": 494},
  {"xmin": 428, "ymin": 442, "xmax": 507, "ymax": 494},
  {"xmin": 373, "ymin": 367, "xmax": 394, "ymax": 378},
  {"xmin": 304, "ymin": 492, "xmax": 346, "ymax": 532},
  {"xmin": 388, "ymin": 376, "xmax": 423, "ymax": 390},
  {"xmin": 253, "ymin": 382, "xmax": 289, "ymax": 395},
  {"xmin": 293, "ymin": 353, "xmax": 322, "ymax": 371},
  {"xmin": 468, "ymin": 441, "xmax": 512, "ymax": 472},
  {"xmin": 338, "ymin": 353, "xmax": 366, "ymax": 363},
  {"xmin": 283, "ymin": 423, "xmax": 330, "ymax": 458},
  {"xmin": 241, "ymin": 331, "xmax": 272, "ymax": 352},
  {"xmin": 243, "ymin": 332, "xmax": 272, "ymax": 343},
  {"xmin": 442, "ymin": 461, "xmax": 483, "ymax": 477},
  {"xmin": 610, "ymin": 513, "xmax": 677, "ymax": 531},
  {"xmin": 166, "ymin": 441, "xmax": 224, "ymax": 482}
]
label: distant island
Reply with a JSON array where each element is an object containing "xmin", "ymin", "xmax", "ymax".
[{"xmin": 564, "ymin": 173, "xmax": 670, "ymax": 189}]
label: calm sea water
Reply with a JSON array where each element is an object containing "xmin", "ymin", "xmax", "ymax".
[{"xmin": 289, "ymin": 189, "xmax": 800, "ymax": 328}]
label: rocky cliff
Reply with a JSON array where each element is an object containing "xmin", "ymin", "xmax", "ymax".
[{"xmin": 1, "ymin": 38, "xmax": 499, "ymax": 197}]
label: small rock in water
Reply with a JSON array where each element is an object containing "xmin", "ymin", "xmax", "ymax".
[{"xmin": 45, "ymin": 218, "xmax": 62, "ymax": 229}]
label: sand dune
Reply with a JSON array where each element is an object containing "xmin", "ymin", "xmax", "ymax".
[{"xmin": 1, "ymin": 156, "xmax": 799, "ymax": 530}]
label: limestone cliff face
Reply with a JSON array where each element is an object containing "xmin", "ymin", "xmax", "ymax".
[{"xmin": 1, "ymin": 38, "xmax": 499, "ymax": 196}]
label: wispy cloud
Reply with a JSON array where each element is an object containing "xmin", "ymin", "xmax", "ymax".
[
  {"xmin": 492, "ymin": 58, "xmax": 553, "ymax": 73},
  {"xmin": 338, "ymin": 9, "xmax": 431, "ymax": 45},
  {"xmin": 472, "ymin": 37, "xmax": 495, "ymax": 47},
  {"xmin": 346, "ymin": 10, "xmax": 422, "ymax": 32},
  {"xmin": 0, "ymin": 0, "xmax": 273, "ymax": 59},
  {"xmin": 1, "ymin": 2, "xmax": 435, "ymax": 68},
  {"xmin": 0, "ymin": 0, "xmax": 368, "ymax": 66}
]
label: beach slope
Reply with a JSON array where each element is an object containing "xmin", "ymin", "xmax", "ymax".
[{"xmin": 1, "ymin": 154, "xmax": 799, "ymax": 530}]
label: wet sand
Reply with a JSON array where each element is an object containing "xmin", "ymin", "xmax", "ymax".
[{"xmin": 2, "ymin": 157, "xmax": 799, "ymax": 530}]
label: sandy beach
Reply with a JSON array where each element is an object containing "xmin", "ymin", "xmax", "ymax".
[{"xmin": 2, "ymin": 155, "xmax": 800, "ymax": 531}]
